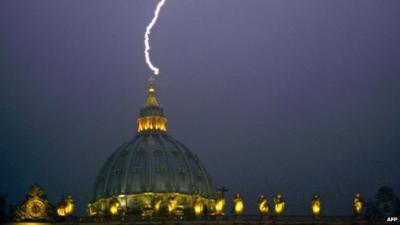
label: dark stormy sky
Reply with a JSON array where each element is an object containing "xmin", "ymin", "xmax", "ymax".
[{"xmin": 1, "ymin": 0, "xmax": 400, "ymax": 216}]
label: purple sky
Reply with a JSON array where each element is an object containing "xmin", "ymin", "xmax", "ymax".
[{"xmin": 1, "ymin": 0, "xmax": 400, "ymax": 215}]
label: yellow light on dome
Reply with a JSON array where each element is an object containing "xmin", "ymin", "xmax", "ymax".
[
  {"xmin": 110, "ymin": 204, "xmax": 119, "ymax": 215},
  {"xmin": 109, "ymin": 196, "xmax": 121, "ymax": 216},
  {"xmin": 137, "ymin": 116, "xmax": 167, "ymax": 132},
  {"xmin": 89, "ymin": 192, "xmax": 215, "ymax": 217},
  {"xmin": 153, "ymin": 197, "xmax": 162, "ymax": 213},
  {"xmin": 168, "ymin": 195, "xmax": 177, "ymax": 215},
  {"xmin": 193, "ymin": 196, "xmax": 204, "ymax": 216}
]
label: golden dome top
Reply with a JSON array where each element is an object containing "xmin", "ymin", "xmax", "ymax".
[{"xmin": 137, "ymin": 83, "xmax": 167, "ymax": 133}]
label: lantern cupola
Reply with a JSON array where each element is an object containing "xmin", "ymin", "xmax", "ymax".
[{"xmin": 137, "ymin": 83, "xmax": 167, "ymax": 132}]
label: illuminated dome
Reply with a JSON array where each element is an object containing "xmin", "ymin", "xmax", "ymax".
[{"xmin": 89, "ymin": 84, "xmax": 215, "ymax": 216}]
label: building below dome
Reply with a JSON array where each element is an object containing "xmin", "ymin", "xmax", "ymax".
[{"xmin": 88, "ymin": 83, "xmax": 215, "ymax": 216}]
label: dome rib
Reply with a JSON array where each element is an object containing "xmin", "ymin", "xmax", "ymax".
[
  {"xmin": 175, "ymin": 137, "xmax": 213, "ymax": 198},
  {"xmin": 122, "ymin": 135, "xmax": 142, "ymax": 194},
  {"xmin": 155, "ymin": 134, "xmax": 170, "ymax": 192},
  {"xmin": 145, "ymin": 136, "xmax": 152, "ymax": 192},
  {"xmin": 100, "ymin": 143, "xmax": 126, "ymax": 198},
  {"xmin": 168, "ymin": 137, "xmax": 196, "ymax": 194},
  {"xmin": 158, "ymin": 134, "xmax": 175, "ymax": 192}
]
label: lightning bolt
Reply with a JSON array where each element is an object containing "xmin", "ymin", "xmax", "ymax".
[{"xmin": 144, "ymin": 0, "xmax": 167, "ymax": 76}]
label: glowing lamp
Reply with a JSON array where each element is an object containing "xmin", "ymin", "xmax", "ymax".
[
  {"xmin": 273, "ymin": 194, "xmax": 285, "ymax": 216},
  {"xmin": 258, "ymin": 195, "xmax": 269, "ymax": 216},
  {"xmin": 193, "ymin": 196, "xmax": 204, "ymax": 216},
  {"xmin": 311, "ymin": 195, "xmax": 321, "ymax": 217},
  {"xmin": 109, "ymin": 196, "xmax": 121, "ymax": 216},
  {"xmin": 153, "ymin": 197, "xmax": 162, "ymax": 213},
  {"xmin": 110, "ymin": 205, "xmax": 119, "ymax": 215},
  {"xmin": 168, "ymin": 195, "xmax": 177, "ymax": 215}
]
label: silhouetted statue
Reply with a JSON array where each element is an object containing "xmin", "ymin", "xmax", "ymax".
[
  {"xmin": 365, "ymin": 186, "xmax": 400, "ymax": 220},
  {"xmin": 56, "ymin": 195, "xmax": 74, "ymax": 217},
  {"xmin": 354, "ymin": 193, "xmax": 364, "ymax": 216},
  {"xmin": 258, "ymin": 195, "xmax": 269, "ymax": 216}
]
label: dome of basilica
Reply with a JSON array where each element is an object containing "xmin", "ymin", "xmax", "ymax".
[{"xmin": 89, "ymin": 84, "xmax": 215, "ymax": 216}]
